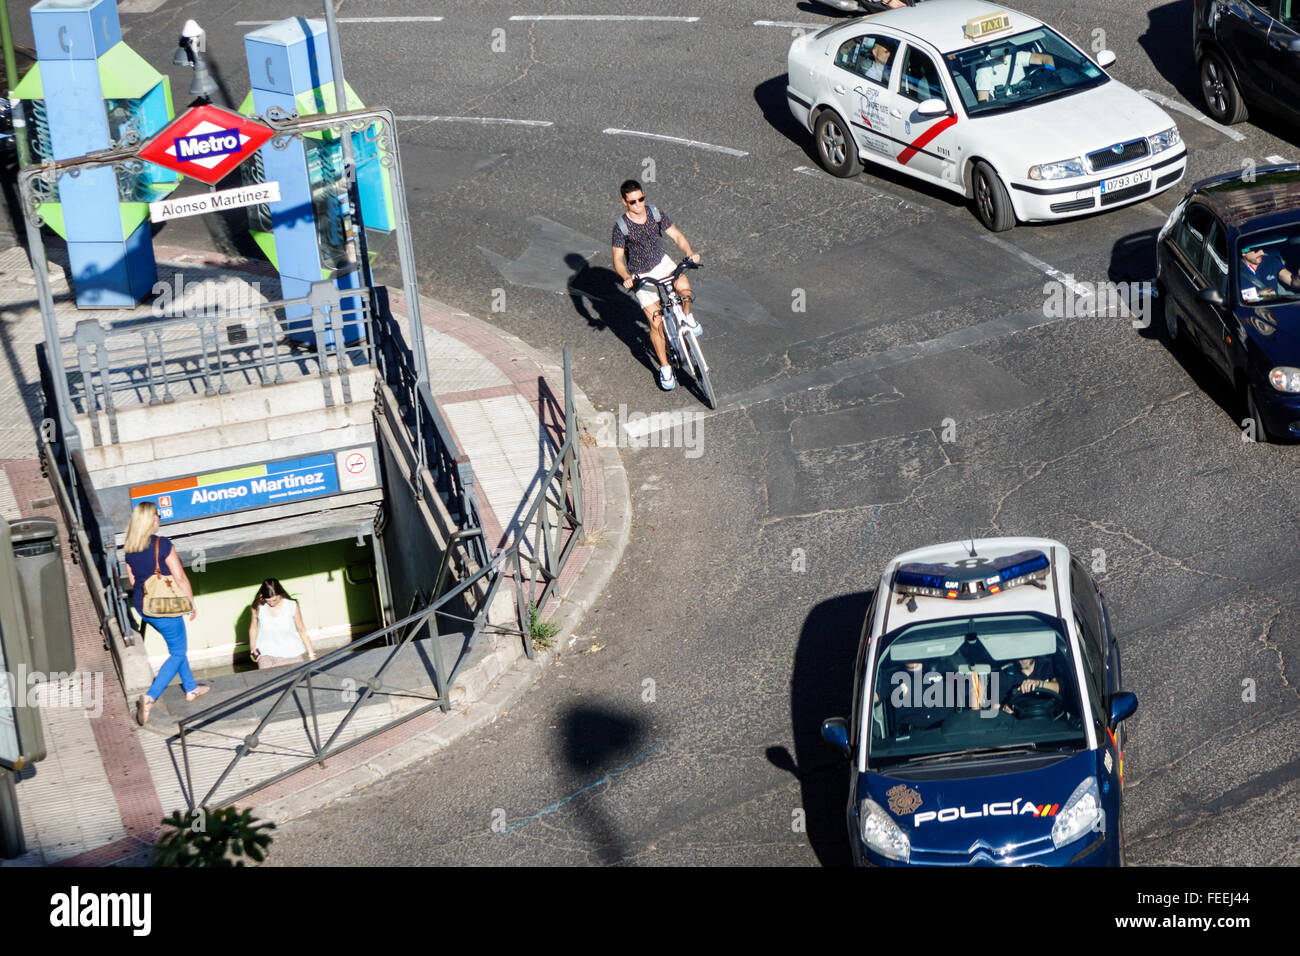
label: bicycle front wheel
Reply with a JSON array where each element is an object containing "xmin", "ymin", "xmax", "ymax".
[{"xmin": 683, "ymin": 331, "xmax": 717, "ymax": 410}]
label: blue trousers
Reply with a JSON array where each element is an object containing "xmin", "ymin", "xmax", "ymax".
[{"xmin": 144, "ymin": 614, "xmax": 198, "ymax": 700}]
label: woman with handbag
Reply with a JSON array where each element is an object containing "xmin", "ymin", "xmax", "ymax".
[
  {"xmin": 248, "ymin": 578, "xmax": 317, "ymax": 669},
  {"xmin": 122, "ymin": 501, "xmax": 207, "ymax": 725}
]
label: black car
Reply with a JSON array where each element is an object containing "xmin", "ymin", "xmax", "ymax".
[
  {"xmin": 1156, "ymin": 165, "xmax": 1300, "ymax": 442},
  {"xmin": 1194, "ymin": 0, "xmax": 1300, "ymax": 126}
]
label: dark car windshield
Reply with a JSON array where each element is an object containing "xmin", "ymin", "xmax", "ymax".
[
  {"xmin": 943, "ymin": 27, "xmax": 1108, "ymax": 116},
  {"xmin": 866, "ymin": 612, "xmax": 1087, "ymax": 768},
  {"xmin": 1238, "ymin": 226, "xmax": 1300, "ymax": 306}
]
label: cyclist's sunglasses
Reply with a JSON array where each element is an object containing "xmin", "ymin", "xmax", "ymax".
[{"xmin": 625, "ymin": 195, "xmax": 646, "ymax": 205}]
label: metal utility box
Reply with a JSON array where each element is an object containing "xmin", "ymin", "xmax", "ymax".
[
  {"xmin": 9, "ymin": 518, "xmax": 76, "ymax": 674},
  {"xmin": 1, "ymin": 521, "xmax": 47, "ymax": 772}
]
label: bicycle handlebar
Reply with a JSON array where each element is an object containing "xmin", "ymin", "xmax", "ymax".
[{"xmin": 632, "ymin": 258, "xmax": 701, "ymax": 291}]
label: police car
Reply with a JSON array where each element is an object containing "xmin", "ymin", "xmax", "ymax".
[
  {"xmin": 820, "ymin": 537, "xmax": 1138, "ymax": 866},
  {"xmin": 786, "ymin": 0, "xmax": 1187, "ymax": 230}
]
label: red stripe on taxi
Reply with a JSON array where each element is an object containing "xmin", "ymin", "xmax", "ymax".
[{"xmin": 896, "ymin": 115, "xmax": 958, "ymax": 166}]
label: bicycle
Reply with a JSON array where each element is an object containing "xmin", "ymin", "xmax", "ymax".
[{"xmin": 633, "ymin": 260, "xmax": 717, "ymax": 409}]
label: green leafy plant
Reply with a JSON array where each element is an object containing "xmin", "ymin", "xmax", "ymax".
[
  {"xmin": 528, "ymin": 603, "xmax": 560, "ymax": 649},
  {"xmin": 152, "ymin": 807, "xmax": 275, "ymax": 867}
]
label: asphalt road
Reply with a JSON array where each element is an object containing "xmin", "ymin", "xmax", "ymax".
[{"xmin": 13, "ymin": 0, "xmax": 1300, "ymax": 865}]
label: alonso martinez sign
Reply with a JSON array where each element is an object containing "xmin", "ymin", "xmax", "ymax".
[{"xmin": 128, "ymin": 448, "xmax": 376, "ymax": 523}]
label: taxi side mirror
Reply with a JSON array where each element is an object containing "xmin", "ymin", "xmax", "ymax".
[
  {"xmin": 821, "ymin": 717, "xmax": 850, "ymax": 755},
  {"xmin": 1109, "ymin": 692, "xmax": 1138, "ymax": 725},
  {"xmin": 917, "ymin": 98, "xmax": 949, "ymax": 117},
  {"xmin": 1096, "ymin": 50, "xmax": 1117, "ymax": 68}
]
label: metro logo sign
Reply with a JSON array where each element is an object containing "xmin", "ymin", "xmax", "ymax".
[{"xmin": 139, "ymin": 105, "xmax": 274, "ymax": 185}]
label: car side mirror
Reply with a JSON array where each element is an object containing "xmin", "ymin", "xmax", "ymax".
[
  {"xmin": 821, "ymin": 717, "xmax": 850, "ymax": 755},
  {"xmin": 917, "ymin": 97, "xmax": 948, "ymax": 117},
  {"xmin": 1289, "ymin": 37, "xmax": 1300, "ymax": 54},
  {"xmin": 1096, "ymin": 50, "xmax": 1117, "ymax": 68},
  {"xmin": 1109, "ymin": 692, "xmax": 1138, "ymax": 725},
  {"xmin": 1197, "ymin": 286, "xmax": 1226, "ymax": 306}
]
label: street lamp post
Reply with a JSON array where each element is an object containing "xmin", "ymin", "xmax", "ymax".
[{"xmin": 173, "ymin": 20, "xmax": 218, "ymax": 103}]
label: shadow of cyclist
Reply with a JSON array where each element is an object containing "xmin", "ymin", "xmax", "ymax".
[{"xmin": 565, "ymin": 252, "xmax": 660, "ymax": 375}]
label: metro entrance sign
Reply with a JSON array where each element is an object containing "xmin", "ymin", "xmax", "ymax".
[{"xmin": 138, "ymin": 105, "xmax": 275, "ymax": 185}]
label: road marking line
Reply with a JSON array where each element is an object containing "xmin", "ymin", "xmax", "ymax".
[
  {"xmin": 1265, "ymin": 155, "xmax": 1292, "ymax": 164},
  {"xmin": 509, "ymin": 15, "xmax": 699, "ymax": 22},
  {"xmin": 237, "ymin": 17, "xmax": 444, "ymax": 24},
  {"xmin": 397, "ymin": 116, "xmax": 553, "ymax": 126},
  {"xmin": 603, "ymin": 128, "xmax": 748, "ymax": 157},
  {"xmin": 500, "ymin": 743, "xmax": 664, "ymax": 834},
  {"xmin": 753, "ymin": 20, "xmax": 823, "ymax": 29},
  {"xmin": 118, "ymin": 0, "xmax": 169, "ymax": 13},
  {"xmin": 1138, "ymin": 89, "xmax": 1246, "ymax": 142},
  {"xmin": 981, "ymin": 234, "xmax": 1092, "ymax": 298},
  {"xmin": 792, "ymin": 165, "xmax": 933, "ymax": 216}
]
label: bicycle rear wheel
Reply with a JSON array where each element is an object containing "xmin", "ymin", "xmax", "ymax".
[{"xmin": 683, "ymin": 330, "xmax": 717, "ymax": 410}]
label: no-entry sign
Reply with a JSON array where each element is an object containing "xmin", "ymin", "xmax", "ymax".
[{"xmin": 139, "ymin": 105, "xmax": 275, "ymax": 185}]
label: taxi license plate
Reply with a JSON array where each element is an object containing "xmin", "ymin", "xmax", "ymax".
[{"xmin": 1100, "ymin": 169, "xmax": 1151, "ymax": 194}]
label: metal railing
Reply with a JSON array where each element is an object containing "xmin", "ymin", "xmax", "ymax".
[
  {"xmin": 61, "ymin": 279, "xmax": 374, "ymax": 447},
  {"xmin": 175, "ymin": 349, "xmax": 586, "ymax": 809}
]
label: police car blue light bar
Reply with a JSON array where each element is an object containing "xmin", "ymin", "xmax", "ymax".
[{"xmin": 894, "ymin": 550, "xmax": 1050, "ymax": 600}]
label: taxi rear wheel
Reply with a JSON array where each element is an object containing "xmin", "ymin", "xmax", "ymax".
[
  {"xmin": 814, "ymin": 111, "xmax": 862, "ymax": 179},
  {"xmin": 1199, "ymin": 53, "xmax": 1247, "ymax": 125},
  {"xmin": 971, "ymin": 161, "xmax": 1015, "ymax": 232}
]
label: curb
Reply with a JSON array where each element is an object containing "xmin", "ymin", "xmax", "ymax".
[{"xmin": 247, "ymin": 296, "xmax": 631, "ymax": 825}]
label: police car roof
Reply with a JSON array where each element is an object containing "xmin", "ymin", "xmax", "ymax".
[
  {"xmin": 869, "ymin": 0, "xmax": 1044, "ymax": 55},
  {"xmin": 883, "ymin": 536, "xmax": 1067, "ymax": 627}
]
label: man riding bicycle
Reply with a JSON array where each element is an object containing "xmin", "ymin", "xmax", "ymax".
[{"xmin": 611, "ymin": 179, "xmax": 703, "ymax": 391}]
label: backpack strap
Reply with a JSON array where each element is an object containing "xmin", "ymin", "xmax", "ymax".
[
  {"xmin": 648, "ymin": 204, "xmax": 662, "ymax": 225},
  {"xmin": 617, "ymin": 214, "xmax": 630, "ymax": 237},
  {"xmin": 617, "ymin": 206, "xmax": 663, "ymax": 237}
]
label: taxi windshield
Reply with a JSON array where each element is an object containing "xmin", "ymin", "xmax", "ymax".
[
  {"xmin": 943, "ymin": 27, "xmax": 1108, "ymax": 116},
  {"xmin": 1238, "ymin": 227, "xmax": 1300, "ymax": 306},
  {"xmin": 866, "ymin": 612, "xmax": 1087, "ymax": 768}
]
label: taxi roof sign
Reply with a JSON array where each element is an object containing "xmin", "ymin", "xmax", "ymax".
[{"xmin": 963, "ymin": 11, "xmax": 1014, "ymax": 41}]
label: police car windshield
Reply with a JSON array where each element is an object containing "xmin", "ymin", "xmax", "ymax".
[
  {"xmin": 944, "ymin": 27, "xmax": 1108, "ymax": 116},
  {"xmin": 1238, "ymin": 227, "xmax": 1300, "ymax": 306},
  {"xmin": 867, "ymin": 612, "xmax": 1087, "ymax": 768}
]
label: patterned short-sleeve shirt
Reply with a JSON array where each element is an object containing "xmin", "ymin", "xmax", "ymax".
[{"xmin": 611, "ymin": 208, "xmax": 674, "ymax": 275}]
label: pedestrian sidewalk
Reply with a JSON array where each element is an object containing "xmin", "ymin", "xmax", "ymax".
[{"xmin": 0, "ymin": 242, "xmax": 630, "ymax": 865}]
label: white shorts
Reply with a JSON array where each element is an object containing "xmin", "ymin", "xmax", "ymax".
[{"xmin": 633, "ymin": 255, "xmax": 677, "ymax": 310}]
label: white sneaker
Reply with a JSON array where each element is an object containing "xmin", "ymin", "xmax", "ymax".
[
  {"xmin": 658, "ymin": 365, "xmax": 676, "ymax": 390},
  {"xmin": 681, "ymin": 313, "xmax": 703, "ymax": 338}
]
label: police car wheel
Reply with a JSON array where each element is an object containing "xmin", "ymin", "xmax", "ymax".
[
  {"xmin": 0, "ymin": 771, "xmax": 24, "ymax": 860},
  {"xmin": 972, "ymin": 161, "xmax": 1015, "ymax": 232},
  {"xmin": 815, "ymin": 111, "xmax": 862, "ymax": 179},
  {"xmin": 1199, "ymin": 53, "xmax": 1248, "ymax": 125}
]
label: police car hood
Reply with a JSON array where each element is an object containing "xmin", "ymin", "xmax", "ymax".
[
  {"xmin": 971, "ymin": 81, "xmax": 1175, "ymax": 163},
  {"xmin": 866, "ymin": 750, "xmax": 1097, "ymax": 855}
]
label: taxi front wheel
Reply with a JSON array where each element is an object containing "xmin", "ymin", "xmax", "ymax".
[
  {"xmin": 972, "ymin": 161, "xmax": 1015, "ymax": 232},
  {"xmin": 815, "ymin": 111, "xmax": 862, "ymax": 179}
]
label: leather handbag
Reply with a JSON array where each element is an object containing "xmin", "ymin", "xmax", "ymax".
[{"xmin": 142, "ymin": 538, "xmax": 192, "ymax": 617}]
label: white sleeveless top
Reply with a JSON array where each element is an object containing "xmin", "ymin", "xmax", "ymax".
[{"xmin": 256, "ymin": 599, "xmax": 306, "ymax": 657}]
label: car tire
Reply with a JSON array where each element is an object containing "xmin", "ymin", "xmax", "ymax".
[
  {"xmin": 971, "ymin": 161, "xmax": 1016, "ymax": 232},
  {"xmin": 1244, "ymin": 383, "xmax": 1271, "ymax": 444},
  {"xmin": 1199, "ymin": 53, "xmax": 1248, "ymax": 125},
  {"xmin": 0, "ymin": 771, "xmax": 24, "ymax": 860},
  {"xmin": 1159, "ymin": 282, "xmax": 1180, "ymax": 345},
  {"xmin": 814, "ymin": 111, "xmax": 862, "ymax": 179}
]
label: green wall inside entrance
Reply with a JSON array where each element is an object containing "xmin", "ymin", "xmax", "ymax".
[{"xmin": 142, "ymin": 538, "xmax": 380, "ymax": 674}]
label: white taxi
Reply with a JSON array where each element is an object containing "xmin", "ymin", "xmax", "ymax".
[{"xmin": 786, "ymin": 0, "xmax": 1187, "ymax": 230}]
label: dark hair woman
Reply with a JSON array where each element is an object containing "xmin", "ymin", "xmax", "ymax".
[
  {"xmin": 122, "ymin": 501, "xmax": 207, "ymax": 725},
  {"xmin": 248, "ymin": 578, "xmax": 316, "ymax": 669}
]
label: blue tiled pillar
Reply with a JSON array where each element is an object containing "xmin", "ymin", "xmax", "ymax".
[{"xmin": 32, "ymin": 0, "xmax": 156, "ymax": 307}]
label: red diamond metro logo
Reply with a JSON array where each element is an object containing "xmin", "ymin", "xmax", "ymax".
[{"xmin": 139, "ymin": 105, "xmax": 275, "ymax": 185}]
